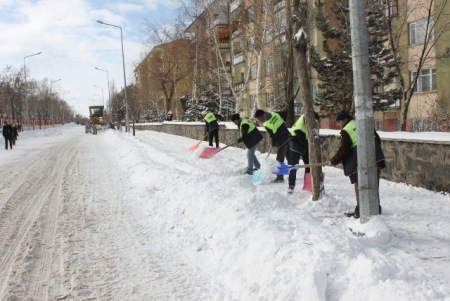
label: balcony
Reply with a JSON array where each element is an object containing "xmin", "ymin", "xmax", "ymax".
[
  {"xmin": 219, "ymin": 42, "xmax": 230, "ymax": 50},
  {"xmin": 233, "ymin": 81, "xmax": 246, "ymax": 92},
  {"xmin": 233, "ymin": 52, "xmax": 244, "ymax": 65},
  {"xmin": 230, "ymin": 0, "xmax": 241, "ymax": 13}
]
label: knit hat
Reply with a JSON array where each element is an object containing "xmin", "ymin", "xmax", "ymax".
[
  {"xmin": 231, "ymin": 113, "xmax": 240, "ymax": 121},
  {"xmin": 336, "ymin": 110, "xmax": 352, "ymax": 121},
  {"xmin": 254, "ymin": 109, "xmax": 265, "ymax": 118},
  {"xmin": 201, "ymin": 110, "xmax": 208, "ymax": 115}
]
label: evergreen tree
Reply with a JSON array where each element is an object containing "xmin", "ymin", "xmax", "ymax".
[
  {"xmin": 182, "ymin": 90, "xmax": 221, "ymax": 121},
  {"xmin": 311, "ymin": 0, "xmax": 401, "ymax": 114}
]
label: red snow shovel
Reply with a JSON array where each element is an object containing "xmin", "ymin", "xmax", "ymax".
[
  {"xmin": 199, "ymin": 142, "xmax": 235, "ymax": 159},
  {"xmin": 189, "ymin": 133, "xmax": 208, "ymax": 151}
]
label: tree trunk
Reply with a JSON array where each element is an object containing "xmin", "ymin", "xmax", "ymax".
[
  {"xmin": 284, "ymin": 0, "xmax": 296, "ymax": 127},
  {"xmin": 292, "ymin": 0, "xmax": 325, "ymax": 200}
]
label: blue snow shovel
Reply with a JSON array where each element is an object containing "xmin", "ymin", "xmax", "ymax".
[{"xmin": 277, "ymin": 161, "xmax": 330, "ymax": 175}]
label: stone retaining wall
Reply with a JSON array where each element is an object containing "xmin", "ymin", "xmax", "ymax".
[{"xmin": 134, "ymin": 123, "xmax": 450, "ymax": 193}]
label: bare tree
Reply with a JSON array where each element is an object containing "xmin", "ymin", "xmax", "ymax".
[
  {"xmin": 141, "ymin": 19, "xmax": 194, "ymax": 117},
  {"xmin": 0, "ymin": 66, "xmax": 25, "ymax": 120},
  {"xmin": 385, "ymin": 0, "xmax": 450, "ymax": 130}
]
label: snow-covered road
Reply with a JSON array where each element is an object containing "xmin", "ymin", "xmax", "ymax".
[
  {"xmin": 0, "ymin": 127, "xmax": 211, "ymax": 300},
  {"xmin": 0, "ymin": 124, "xmax": 449, "ymax": 300}
]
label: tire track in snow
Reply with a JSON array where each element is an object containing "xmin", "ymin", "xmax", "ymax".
[{"xmin": 0, "ymin": 134, "xmax": 80, "ymax": 300}]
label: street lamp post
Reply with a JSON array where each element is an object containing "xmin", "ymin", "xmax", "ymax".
[
  {"xmin": 95, "ymin": 67, "xmax": 111, "ymax": 124},
  {"xmin": 24, "ymin": 51, "xmax": 42, "ymax": 131},
  {"xmin": 97, "ymin": 20, "xmax": 130, "ymax": 132},
  {"xmin": 93, "ymin": 93, "xmax": 101, "ymax": 104},
  {"xmin": 50, "ymin": 79, "xmax": 61, "ymax": 127},
  {"xmin": 93, "ymin": 85, "xmax": 104, "ymax": 106}
]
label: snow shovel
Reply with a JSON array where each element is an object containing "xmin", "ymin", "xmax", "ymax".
[
  {"xmin": 250, "ymin": 169, "xmax": 266, "ymax": 185},
  {"xmin": 276, "ymin": 161, "xmax": 330, "ymax": 175},
  {"xmin": 249, "ymin": 146, "xmax": 273, "ymax": 185},
  {"xmin": 199, "ymin": 143, "xmax": 235, "ymax": 159},
  {"xmin": 189, "ymin": 133, "xmax": 208, "ymax": 151},
  {"xmin": 266, "ymin": 146, "xmax": 273, "ymax": 157},
  {"xmin": 277, "ymin": 156, "xmax": 394, "ymax": 175}
]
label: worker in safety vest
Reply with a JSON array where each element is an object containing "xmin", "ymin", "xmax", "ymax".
[
  {"xmin": 253, "ymin": 109, "xmax": 290, "ymax": 183},
  {"xmin": 231, "ymin": 113, "xmax": 263, "ymax": 175},
  {"xmin": 329, "ymin": 110, "xmax": 385, "ymax": 218},
  {"xmin": 202, "ymin": 111, "xmax": 222, "ymax": 147},
  {"xmin": 287, "ymin": 112, "xmax": 320, "ymax": 194}
]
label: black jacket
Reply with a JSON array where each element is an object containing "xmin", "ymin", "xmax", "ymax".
[
  {"xmin": 2, "ymin": 124, "xmax": 12, "ymax": 138},
  {"xmin": 330, "ymin": 119, "xmax": 385, "ymax": 181},
  {"xmin": 289, "ymin": 129, "xmax": 308, "ymax": 154},
  {"xmin": 238, "ymin": 120, "xmax": 263, "ymax": 149}
]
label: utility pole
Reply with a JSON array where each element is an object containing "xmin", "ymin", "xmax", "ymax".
[{"xmin": 349, "ymin": 0, "xmax": 379, "ymax": 223}]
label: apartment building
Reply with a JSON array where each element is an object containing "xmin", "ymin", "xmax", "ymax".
[
  {"xmin": 393, "ymin": 0, "xmax": 450, "ymax": 131},
  {"xmin": 134, "ymin": 39, "xmax": 193, "ymax": 120},
  {"xmin": 134, "ymin": 0, "xmax": 449, "ymax": 129},
  {"xmin": 229, "ymin": 0, "xmax": 304, "ymax": 119}
]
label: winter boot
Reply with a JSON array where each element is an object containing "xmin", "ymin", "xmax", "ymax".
[
  {"xmin": 345, "ymin": 206, "xmax": 360, "ymax": 218},
  {"xmin": 287, "ymin": 186, "xmax": 294, "ymax": 195},
  {"xmin": 302, "ymin": 173, "xmax": 312, "ymax": 191},
  {"xmin": 270, "ymin": 175, "xmax": 284, "ymax": 183}
]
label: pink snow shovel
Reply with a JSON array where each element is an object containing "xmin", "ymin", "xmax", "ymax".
[{"xmin": 199, "ymin": 143, "xmax": 235, "ymax": 159}]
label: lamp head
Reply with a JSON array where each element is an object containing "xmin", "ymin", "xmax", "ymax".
[{"xmin": 97, "ymin": 20, "xmax": 104, "ymax": 24}]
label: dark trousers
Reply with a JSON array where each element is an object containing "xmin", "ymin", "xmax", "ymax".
[
  {"xmin": 208, "ymin": 128, "xmax": 219, "ymax": 147},
  {"xmin": 274, "ymin": 143, "xmax": 290, "ymax": 177},
  {"xmin": 4, "ymin": 137, "xmax": 12, "ymax": 149},
  {"xmin": 288, "ymin": 149, "xmax": 310, "ymax": 188}
]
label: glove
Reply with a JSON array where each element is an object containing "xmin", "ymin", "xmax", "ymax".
[{"xmin": 237, "ymin": 137, "xmax": 244, "ymax": 143}]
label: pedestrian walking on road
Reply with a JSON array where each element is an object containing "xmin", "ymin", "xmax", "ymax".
[
  {"xmin": 11, "ymin": 124, "xmax": 19, "ymax": 146},
  {"xmin": 2, "ymin": 121, "xmax": 13, "ymax": 150},
  {"xmin": 231, "ymin": 113, "xmax": 263, "ymax": 175},
  {"xmin": 329, "ymin": 110, "xmax": 386, "ymax": 218}
]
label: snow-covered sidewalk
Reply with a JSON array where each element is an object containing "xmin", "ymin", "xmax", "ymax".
[{"xmin": 0, "ymin": 125, "xmax": 449, "ymax": 300}]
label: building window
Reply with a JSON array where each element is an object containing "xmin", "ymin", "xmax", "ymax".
[
  {"xmin": 264, "ymin": 27, "xmax": 273, "ymax": 43},
  {"xmin": 411, "ymin": 68, "xmax": 436, "ymax": 92},
  {"xmin": 248, "ymin": 36, "xmax": 255, "ymax": 51},
  {"xmin": 384, "ymin": 0, "xmax": 398, "ymax": 17},
  {"xmin": 218, "ymin": 26, "xmax": 229, "ymax": 42},
  {"xmin": 250, "ymin": 65, "xmax": 257, "ymax": 80},
  {"xmin": 294, "ymin": 101, "xmax": 302, "ymax": 115},
  {"xmin": 274, "ymin": 9, "xmax": 286, "ymax": 34},
  {"xmin": 266, "ymin": 92, "xmax": 275, "ymax": 107},
  {"xmin": 264, "ymin": 59, "xmax": 273, "ymax": 76},
  {"xmin": 312, "ymin": 84, "xmax": 318, "ymax": 101},
  {"xmin": 247, "ymin": 7, "xmax": 254, "ymax": 22},
  {"xmin": 409, "ymin": 18, "xmax": 434, "ymax": 45},
  {"xmin": 250, "ymin": 94, "xmax": 257, "ymax": 109}
]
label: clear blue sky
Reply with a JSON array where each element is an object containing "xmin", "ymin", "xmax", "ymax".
[{"xmin": 0, "ymin": 0, "xmax": 178, "ymax": 116}]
